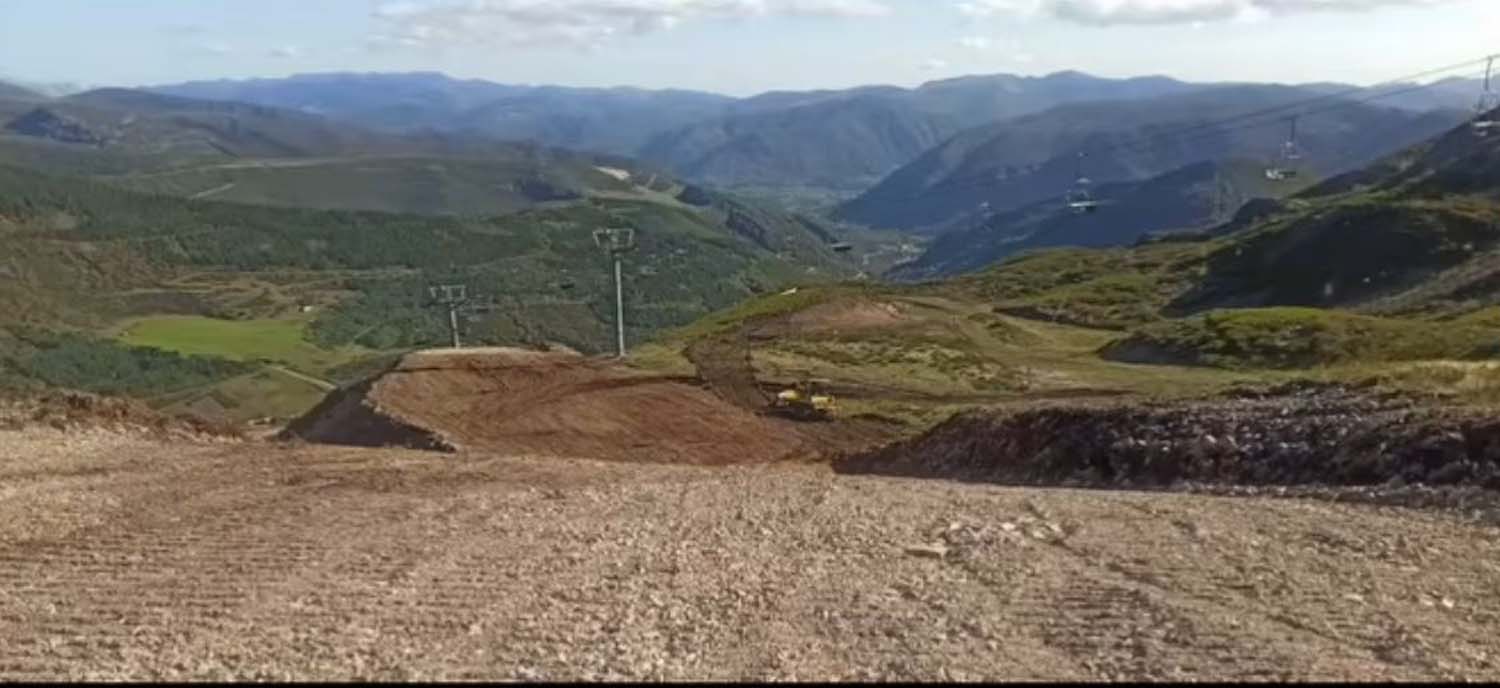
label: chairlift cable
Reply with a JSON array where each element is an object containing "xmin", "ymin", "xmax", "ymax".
[{"xmin": 931, "ymin": 54, "xmax": 1498, "ymax": 197}]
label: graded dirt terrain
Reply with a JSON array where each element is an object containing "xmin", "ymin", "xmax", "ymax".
[
  {"xmin": 284, "ymin": 347, "xmax": 894, "ymax": 464},
  {"xmin": 3, "ymin": 426, "xmax": 1500, "ymax": 681}
]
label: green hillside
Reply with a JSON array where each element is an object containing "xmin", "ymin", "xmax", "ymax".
[
  {"xmin": 619, "ymin": 112, "xmax": 1500, "ymax": 427},
  {"xmin": 1103, "ymin": 307, "xmax": 1500, "ymax": 369},
  {"xmin": 98, "ymin": 156, "xmax": 665, "ymax": 216},
  {"xmin": 0, "ymin": 164, "xmax": 858, "ymax": 419}
]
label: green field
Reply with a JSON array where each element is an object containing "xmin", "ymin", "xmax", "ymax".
[
  {"xmin": 115, "ymin": 315, "xmax": 364, "ymax": 378},
  {"xmin": 151, "ymin": 367, "xmax": 336, "ymax": 424}
]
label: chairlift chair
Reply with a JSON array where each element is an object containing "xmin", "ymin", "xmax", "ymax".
[
  {"xmin": 1066, "ymin": 180, "xmax": 1100, "ymax": 214},
  {"xmin": 1265, "ymin": 116, "xmax": 1302, "ymax": 181},
  {"xmin": 1065, "ymin": 152, "xmax": 1101, "ymax": 214},
  {"xmin": 1475, "ymin": 56, "xmax": 1499, "ymax": 137}
]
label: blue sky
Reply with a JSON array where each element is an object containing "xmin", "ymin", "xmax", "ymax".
[{"xmin": 0, "ymin": 0, "xmax": 1496, "ymax": 96}]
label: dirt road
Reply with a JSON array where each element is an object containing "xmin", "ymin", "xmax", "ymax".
[{"xmin": 2, "ymin": 428, "xmax": 1498, "ymax": 681}]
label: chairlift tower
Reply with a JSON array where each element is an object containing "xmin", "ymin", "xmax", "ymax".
[
  {"xmin": 427, "ymin": 284, "xmax": 469, "ymax": 349},
  {"xmin": 594, "ymin": 227, "xmax": 637, "ymax": 358}
]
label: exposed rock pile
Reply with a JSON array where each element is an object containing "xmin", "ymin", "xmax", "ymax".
[{"xmin": 837, "ymin": 381, "xmax": 1500, "ymax": 491}]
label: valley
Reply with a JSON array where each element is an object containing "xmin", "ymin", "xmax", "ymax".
[{"xmin": 4, "ymin": 35, "xmax": 1500, "ymax": 681}]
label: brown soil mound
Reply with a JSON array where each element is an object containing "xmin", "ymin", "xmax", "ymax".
[
  {"xmin": 285, "ymin": 347, "xmax": 888, "ymax": 464},
  {"xmin": 836, "ymin": 381, "xmax": 1500, "ymax": 490}
]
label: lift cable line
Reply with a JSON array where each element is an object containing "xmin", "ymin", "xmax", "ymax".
[
  {"xmin": 1080, "ymin": 68, "xmax": 1489, "ymax": 185},
  {"xmin": 1099, "ymin": 67, "xmax": 1493, "ymax": 160},
  {"xmin": 945, "ymin": 66, "xmax": 1490, "ymax": 204},
  {"xmin": 933, "ymin": 53, "xmax": 1498, "ymax": 202},
  {"xmin": 1098, "ymin": 54, "xmax": 1499, "ymax": 156}
]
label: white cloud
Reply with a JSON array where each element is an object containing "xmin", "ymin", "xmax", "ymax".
[
  {"xmin": 921, "ymin": 57, "xmax": 951, "ymax": 71},
  {"xmin": 269, "ymin": 45, "xmax": 302, "ymax": 59},
  {"xmin": 192, "ymin": 40, "xmax": 234, "ymax": 56},
  {"xmin": 371, "ymin": 0, "xmax": 892, "ymax": 51},
  {"xmin": 957, "ymin": 35, "xmax": 993, "ymax": 49},
  {"xmin": 958, "ymin": 0, "xmax": 1458, "ymax": 26},
  {"xmin": 958, "ymin": 0, "xmax": 1040, "ymax": 18}
]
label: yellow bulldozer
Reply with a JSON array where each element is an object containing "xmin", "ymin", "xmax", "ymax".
[{"xmin": 768, "ymin": 379, "xmax": 836, "ymax": 422}]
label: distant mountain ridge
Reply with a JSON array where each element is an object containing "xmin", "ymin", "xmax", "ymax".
[
  {"xmin": 152, "ymin": 72, "xmax": 737, "ymax": 156},
  {"xmin": 140, "ymin": 70, "xmax": 1225, "ymax": 198},
  {"xmin": 639, "ymin": 72, "xmax": 1204, "ymax": 193},
  {"xmin": 149, "ymin": 71, "xmax": 1480, "ymax": 200},
  {"xmin": 145, "ymin": 70, "xmax": 1435, "ymax": 197},
  {"xmin": 0, "ymin": 80, "xmax": 45, "ymax": 102},
  {"xmin": 0, "ymin": 87, "xmax": 686, "ymax": 215}
]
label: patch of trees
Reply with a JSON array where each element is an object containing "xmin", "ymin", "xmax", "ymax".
[{"xmin": 0, "ymin": 328, "xmax": 252, "ymax": 397}]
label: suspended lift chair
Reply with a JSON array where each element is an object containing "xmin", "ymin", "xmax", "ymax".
[
  {"xmin": 1474, "ymin": 56, "xmax": 1499, "ymax": 137},
  {"xmin": 1065, "ymin": 152, "xmax": 1101, "ymax": 214},
  {"xmin": 1264, "ymin": 116, "xmax": 1302, "ymax": 182}
]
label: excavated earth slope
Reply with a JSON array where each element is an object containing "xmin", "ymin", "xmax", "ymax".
[
  {"xmin": 285, "ymin": 348, "xmax": 885, "ymax": 464},
  {"xmin": 838, "ymin": 381, "xmax": 1500, "ymax": 493}
]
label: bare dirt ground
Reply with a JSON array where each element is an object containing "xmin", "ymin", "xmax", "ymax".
[
  {"xmin": 285, "ymin": 348, "xmax": 896, "ymax": 464},
  {"xmin": 3, "ymin": 427, "xmax": 1500, "ymax": 681}
]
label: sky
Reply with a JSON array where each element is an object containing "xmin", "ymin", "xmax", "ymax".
[{"xmin": 0, "ymin": 0, "xmax": 1497, "ymax": 97}]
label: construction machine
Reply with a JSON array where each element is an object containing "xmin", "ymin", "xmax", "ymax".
[{"xmin": 768, "ymin": 379, "xmax": 837, "ymax": 421}]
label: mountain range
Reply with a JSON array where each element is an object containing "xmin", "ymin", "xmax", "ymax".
[
  {"xmin": 0, "ymin": 70, "xmax": 1486, "ymax": 250},
  {"xmin": 0, "ymin": 86, "xmax": 699, "ymax": 215},
  {"xmin": 146, "ymin": 71, "xmax": 1482, "ymax": 202}
]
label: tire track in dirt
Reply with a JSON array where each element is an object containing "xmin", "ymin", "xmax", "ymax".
[
  {"xmin": 5, "ymin": 430, "xmax": 1500, "ymax": 681},
  {"xmin": 1032, "ymin": 497, "xmax": 1500, "ymax": 680}
]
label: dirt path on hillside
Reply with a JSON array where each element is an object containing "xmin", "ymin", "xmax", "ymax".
[
  {"xmin": 2, "ymin": 428, "xmax": 1499, "ymax": 681},
  {"xmin": 683, "ymin": 333, "xmax": 767, "ymax": 411}
]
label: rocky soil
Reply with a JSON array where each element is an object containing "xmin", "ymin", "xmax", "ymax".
[
  {"xmin": 2, "ymin": 426, "xmax": 1500, "ymax": 681},
  {"xmin": 838, "ymin": 382, "xmax": 1500, "ymax": 497}
]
